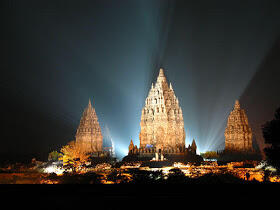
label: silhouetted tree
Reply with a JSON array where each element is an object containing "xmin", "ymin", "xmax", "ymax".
[
  {"xmin": 262, "ymin": 107, "xmax": 280, "ymax": 173},
  {"xmin": 106, "ymin": 170, "xmax": 130, "ymax": 184},
  {"xmin": 262, "ymin": 169, "xmax": 271, "ymax": 183},
  {"xmin": 194, "ymin": 173, "xmax": 245, "ymax": 184},
  {"xmin": 60, "ymin": 172, "xmax": 102, "ymax": 184},
  {"xmin": 129, "ymin": 169, "xmax": 154, "ymax": 184},
  {"xmin": 149, "ymin": 170, "xmax": 165, "ymax": 183},
  {"xmin": 127, "ymin": 169, "xmax": 165, "ymax": 184},
  {"xmin": 167, "ymin": 168, "xmax": 187, "ymax": 183}
]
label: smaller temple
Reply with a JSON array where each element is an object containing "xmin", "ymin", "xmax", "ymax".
[
  {"xmin": 224, "ymin": 100, "xmax": 253, "ymax": 152},
  {"xmin": 187, "ymin": 139, "xmax": 197, "ymax": 155},
  {"xmin": 75, "ymin": 99, "xmax": 103, "ymax": 154},
  {"xmin": 128, "ymin": 139, "xmax": 138, "ymax": 155},
  {"xmin": 220, "ymin": 100, "xmax": 261, "ymax": 161}
]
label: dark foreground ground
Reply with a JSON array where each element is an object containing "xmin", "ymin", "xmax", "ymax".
[
  {"xmin": 1, "ymin": 182, "xmax": 278, "ymax": 209},
  {"xmin": 1, "ymin": 164, "xmax": 279, "ymax": 207}
]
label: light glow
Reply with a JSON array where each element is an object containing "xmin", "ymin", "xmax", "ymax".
[{"xmin": 44, "ymin": 165, "xmax": 64, "ymax": 175}]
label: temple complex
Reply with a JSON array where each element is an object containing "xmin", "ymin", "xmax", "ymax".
[
  {"xmin": 75, "ymin": 99, "xmax": 103, "ymax": 153},
  {"xmin": 224, "ymin": 100, "xmax": 253, "ymax": 152}
]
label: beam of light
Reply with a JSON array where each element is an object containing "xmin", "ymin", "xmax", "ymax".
[
  {"xmin": 103, "ymin": 124, "xmax": 115, "ymax": 157},
  {"xmin": 114, "ymin": 143, "xmax": 129, "ymax": 160},
  {"xmin": 94, "ymin": 0, "xmax": 174, "ymax": 159}
]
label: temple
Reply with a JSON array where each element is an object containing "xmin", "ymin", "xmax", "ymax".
[
  {"xmin": 139, "ymin": 68, "xmax": 185, "ymax": 153},
  {"xmin": 125, "ymin": 68, "xmax": 201, "ymax": 162},
  {"xmin": 187, "ymin": 139, "xmax": 197, "ymax": 155},
  {"xmin": 75, "ymin": 99, "xmax": 103, "ymax": 153},
  {"xmin": 224, "ymin": 100, "xmax": 253, "ymax": 152}
]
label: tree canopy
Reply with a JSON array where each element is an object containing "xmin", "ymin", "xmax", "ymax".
[
  {"xmin": 262, "ymin": 107, "xmax": 280, "ymax": 172},
  {"xmin": 60, "ymin": 141, "xmax": 90, "ymax": 171},
  {"xmin": 48, "ymin": 150, "xmax": 62, "ymax": 162},
  {"xmin": 262, "ymin": 107, "xmax": 280, "ymax": 146}
]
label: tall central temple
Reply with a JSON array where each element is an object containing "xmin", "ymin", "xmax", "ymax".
[{"xmin": 138, "ymin": 68, "xmax": 186, "ymax": 153}]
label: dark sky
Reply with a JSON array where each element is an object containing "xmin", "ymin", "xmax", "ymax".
[{"xmin": 2, "ymin": 0, "xmax": 280, "ymax": 161}]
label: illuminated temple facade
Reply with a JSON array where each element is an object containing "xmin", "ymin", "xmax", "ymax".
[
  {"xmin": 75, "ymin": 99, "xmax": 103, "ymax": 153},
  {"xmin": 224, "ymin": 100, "xmax": 253, "ymax": 152},
  {"xmin": 130, "ymin": 68, "xmax": 186, "ymax": 155}
]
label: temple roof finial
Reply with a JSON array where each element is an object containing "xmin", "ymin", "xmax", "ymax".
[
  {"xmin": 234, "ymin": 100, "xmax": 240, "ymax": 110},
  {"xmin": 157, "ymin": 68, "xmax": 166, "ymax": 83},
  {"xmin": 88, "ymin": 98, "xmax": 92, "ymax": 109},
  {"xmin": 192, "ymin": 139, "xmax": 197, "ymax": 146},
  {"xmin": 159, "ymin": 68, "xmax": 164, "ymax": 76}
]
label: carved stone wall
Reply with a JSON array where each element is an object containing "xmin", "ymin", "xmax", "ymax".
[
  {"xmin": 75, "ymin": 100, "xmax": 103, "ymax": 153},
  {"xmin": 224, "ymin": 100, "xmax": 253, "ymax": 152},
  {"xmin": 139, "ymin": 68, "xmax": 186, "ymax": 153}
]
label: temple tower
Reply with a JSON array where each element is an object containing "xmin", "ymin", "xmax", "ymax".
[
  {"xmin": 139, "ymin": 68, "xmax": 186, "ymax": 153},
  {"xmin": 75, "ymin": 99, "xmax": 103, "ymax": 153},
  {"xmin": 191, "ymin": 139, "xmax": 197, "ymax": 153},
  {"xmin": 128, "ymin": 139, "xmax": 134, "ymax": 154},
  {"xmin": 224, "ymin": 100, "xmax": 253, "ymax": 152}
]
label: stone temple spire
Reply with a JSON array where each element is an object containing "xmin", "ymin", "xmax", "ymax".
[
  {"xmin": 159, "ymin": 68, "xmax": 164, "ymax": 76},
  {"xmin": 85, "ymin": 98, "xmax": 93, "ymax": 113},
  {"xmin": 191, "ymin": 139, "xmax": 197, "ymax": 151},
  {"xmin": 88, "ymin": 98, "xmax": 92, "ymax": 107},
  {"xmin": 76, "ymin": 99, "xmax": 103, "ymax": 153},
  {"xmin": 225, "ymin": 100, "xmax": 253, "ymax": 152},
  {"xmin": 128, "ymin": 139, "xmax": 134, "ymax": 154}
]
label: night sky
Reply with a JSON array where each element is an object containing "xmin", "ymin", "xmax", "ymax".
[{"xmin": 2, "ymin": 0, "xmax": 280, "ymax": 162}]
